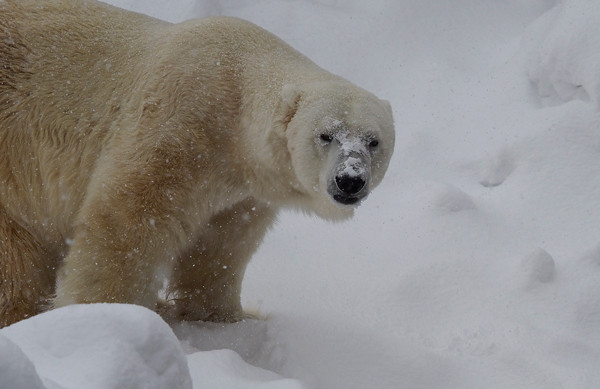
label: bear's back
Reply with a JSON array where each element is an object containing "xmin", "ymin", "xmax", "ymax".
[
  {"xmin": 0, "ymin": 0, "xmax": 169, "ymax": 236},
  {"xmin": 0, "ymin": 0, "xmax": 166, "ymax": 114}
]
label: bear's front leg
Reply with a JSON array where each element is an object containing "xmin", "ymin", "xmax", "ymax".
[
  {"xmin": 53, "ymin": 163, "xmax": 199, "ymax": 311},
  {"xmin": 0, "ymin": 207, "xmax": 59, "ymax": 327},
  {"xmin": 165, "ymin": 198, "xmax": 275, "ymax": 322}
]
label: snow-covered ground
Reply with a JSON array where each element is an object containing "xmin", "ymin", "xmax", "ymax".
[{"xmin": 2, "ymin": 0, "xmax": 600, "ymax": 388}]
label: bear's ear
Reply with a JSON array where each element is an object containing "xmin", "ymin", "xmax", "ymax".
[
  {"xmin": 278, "ymin": 84, "xmax": 303, "ymax": 131},
  {"xmin": 381, "ymin": 99, "xmax": 393, "ymax": 118}
]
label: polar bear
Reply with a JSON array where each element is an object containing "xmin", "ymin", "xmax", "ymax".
[{"xmin": 0, "ymin": 0, "xmax": 394, "ymax": 327}]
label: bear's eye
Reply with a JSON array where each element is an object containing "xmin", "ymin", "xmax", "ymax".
[
  {"xmin": 368, "ymin": 139, "xmax": 379, "ymax": 148},
  {"xmin": 320, "ymin": 134, "xmax": 333, "ymax": 143}
]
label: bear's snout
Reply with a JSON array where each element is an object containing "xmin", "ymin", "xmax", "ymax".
[
  {"xmin": 329, "ymin": 152, "xmax": 371, "ymax": 206},
  {"xmin": 332, "ymin": 174, "xmax": 368, "ymax": 205},
  {"xmin": 335, "ymin": 175, "xmax": 366, "ymax": 196}
]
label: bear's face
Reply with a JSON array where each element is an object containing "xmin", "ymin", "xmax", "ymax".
[{"xmin": 282, "ymin": 81, "xmax": 395, "ymax": 220}]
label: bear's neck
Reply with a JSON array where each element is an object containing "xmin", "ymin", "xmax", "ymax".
[{"xmin": 235, "ymin": 63, "xmax": 325, "ymax": 206}]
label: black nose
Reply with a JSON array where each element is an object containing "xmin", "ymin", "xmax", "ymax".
[{"xmin": 335, "ymin": 175, "xmax": 366, "ymax": 195}]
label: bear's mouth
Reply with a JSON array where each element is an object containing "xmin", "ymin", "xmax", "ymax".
[
  {"xmin": 329, "ymin": 179, "xmax": 369, "ymax": 207},
  {"xmin": 333, "ymin": 194, "xmax": 362, "ymax": 205}
]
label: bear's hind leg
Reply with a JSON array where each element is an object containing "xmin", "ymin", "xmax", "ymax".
[
  {"xmin": 166, "ymin": 198, "xmax": 275, "ymax": 322},
  {"xmin": 0, "ymin": 207, "xmax": 57, "ymax": 327}
]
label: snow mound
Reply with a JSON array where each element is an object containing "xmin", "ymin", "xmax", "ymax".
[
  {"xmin": 434, "ymin": 184, "xmax": 477, "ymax": 213},
  {"xmin": 0, "ymin": 304, "xmax": 192, "ymax": 389},
  {"xmin": 525, "ymin": 0, "xmax": 600, "ymax": 106},
  {"xmin": 0, "ymin": 335, "xmax": 45, "ymax": 389},
  {"xmin": 478, "ymin": 149, "xmax": 516, "ymax": 188},
  {"xmin": 521, "ymin": 248, "xmax": 556, "ymax": 285}
]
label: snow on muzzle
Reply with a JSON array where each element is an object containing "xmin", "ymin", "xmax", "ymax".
[{"xmin": 328, "ymin": 150, "xmax": 371, "ymax": 206}]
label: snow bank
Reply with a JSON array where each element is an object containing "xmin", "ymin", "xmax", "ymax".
[
  {"xmin": 0, "ymin": 304, "xmax": 192, "ymax": 389},
  {"xmin": 0, "ymin": 335, "xmax": 44, "ymax": 389},
  {"xmin": 525, "ymin": 0, "xmax": 600, "ymax": 106}
]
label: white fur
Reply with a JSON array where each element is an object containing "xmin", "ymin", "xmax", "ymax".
[{"xmin": 0, "ymin": 0, "xmax": 394, "ymax": 326}]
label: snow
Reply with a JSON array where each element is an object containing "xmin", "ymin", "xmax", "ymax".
[
  {"xmin": 1, "ymin": 304, "xmax": 192, "ymax": 389},
  {"xmin": 3, "ymin": 0, "xmax": 600, "ymax": 388},
  {"xmin": 524, "ymin": 0, "xmax": 600, "ymax": 106},
  {"xmin": 0, "ymin": 336, "xmax": 44, "ymax": 389}
]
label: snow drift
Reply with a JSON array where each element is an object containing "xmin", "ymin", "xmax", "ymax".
[{"xmin": 1, "ymin": 304, "xmax": 192, "ymax": 389}]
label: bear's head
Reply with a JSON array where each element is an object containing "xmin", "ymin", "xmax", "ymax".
[{"xmin": 279, "ymin": 80, "xmax": 395, "ymax": 220}]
